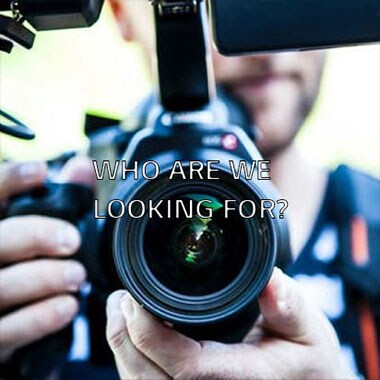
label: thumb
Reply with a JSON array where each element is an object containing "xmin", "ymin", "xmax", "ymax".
[
  {"xmin": 258, "ymin": 268, "xmax": 315, "ymax": 343},
  {"xmin": 58, "ymin": 156, "xmax": 96, "ymax": 188}
]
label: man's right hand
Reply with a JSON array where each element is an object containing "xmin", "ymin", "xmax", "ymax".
[{"xmin": 0, "ymin": 161, "xmax": 87, "ymax": 362}]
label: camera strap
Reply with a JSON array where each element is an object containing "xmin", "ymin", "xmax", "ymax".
[{"xmin": 330, "ymin": 165, "xmax": 380, "ymax": 379}]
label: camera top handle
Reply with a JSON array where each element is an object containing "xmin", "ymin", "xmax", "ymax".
[{"xmin": 152, "ymin": 0, "xmax": 215, "ymax": 112}]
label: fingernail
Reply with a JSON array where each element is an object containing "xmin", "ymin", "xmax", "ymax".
[
  {"xmin": 18, "ymin": 162, "xmax": 46, "ymax": 181},
  {"xmin": 277, "ymin": 300, "xmax": 289, "ymax": 314},
  {"xmin": 107, "ymin": 290, "xmax": 126, "ymax": 310},
  {"xmin": 272, "ymin": 268, "xmax": 288, "ymax": 302},
  {"xmin": 55, "ymin": 297, "xmax": 78, "ymax": 321},
  {"xmin": 121, "ymin": 294, "xmax": 135, "ymax": 320},
  {"xmin": 56, "ymin": 225, "xmax": 81, "ymax": 255},
  {"xmin": 64, "ymin": 263, "xmax": 86, "ymax": 290}
]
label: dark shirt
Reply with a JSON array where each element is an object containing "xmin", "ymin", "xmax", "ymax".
[{"xmin": 288, "ymin": 169, "xmax": 363, "ymax": 377}]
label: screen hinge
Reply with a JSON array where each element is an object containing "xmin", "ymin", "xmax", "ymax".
[{"xmin": 151, "ymin": 0, "xmax": 199, "ymax": 17}]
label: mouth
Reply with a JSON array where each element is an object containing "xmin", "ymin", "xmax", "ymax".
[
  {"xmin": 241, "ymin": 74, "xmax": 278, "ymax": 88},
  {"xmin": 230, "ymin": 73, "xmax": 296, "ymax": 92},
  {"xmin": 225, "ymin": 72, "xmax": 302, "ymax": 108}
]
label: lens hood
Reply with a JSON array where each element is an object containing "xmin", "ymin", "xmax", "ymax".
[{"xmin": 113, "ymin": 166, "xmax": 278, "ymax": 328}]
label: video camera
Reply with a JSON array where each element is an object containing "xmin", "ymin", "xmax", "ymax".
[
  {"xmin": 1, "ymin": 0, "xmax": 379, "ymax": 378},
  {"xmin": 4, "ymin": 0, "xmax": 291, "ymax": 337}
]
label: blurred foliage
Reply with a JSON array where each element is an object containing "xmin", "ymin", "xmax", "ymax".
[{"xmin": 0, "ymin": 4, "xmax": 379, "ymax": 177}]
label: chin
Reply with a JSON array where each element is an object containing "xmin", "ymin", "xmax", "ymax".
[
  {"xmin": 254, "ymin": 106, "xmax": 302, "ymax": 156},
  {"xmin": 255, "ymin": 125, "xmax": 297, "ymax": 159}
]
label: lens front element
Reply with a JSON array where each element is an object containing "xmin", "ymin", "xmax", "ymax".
[
  {"xmin": 113, "ymin": 169, "xmax": 277, "ymax": 327},
  {"xmin": 144, "ymin": 193, "xmax": 249, "ymax": 296}
]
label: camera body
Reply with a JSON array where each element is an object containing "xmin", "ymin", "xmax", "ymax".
[{"xmin": 106, "ymin": 100, "xmax": 291, "ymax": 341}]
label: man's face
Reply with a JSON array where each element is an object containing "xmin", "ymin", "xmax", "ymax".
[{"xmin": 111, "ymin": 1, "xmax": 326, "ymax": 157}]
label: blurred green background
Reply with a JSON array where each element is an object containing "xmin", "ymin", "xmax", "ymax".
[{"xmin": 1, "ymin": 4, "xmax": 379, "ymax": 177}]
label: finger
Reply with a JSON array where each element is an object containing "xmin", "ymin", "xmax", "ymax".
[
  {"xmin": 0, "ymin": 216, "xmax": 80, "ymax": 265},
  {"xmin": 106, "ymin": 291, "xmax": 169, "ymax": 380},
  {"xmin": 122, "ymin": 295, "xmax": 202, "ymax": 379},
  {"xmin": 0, "ymin": 259, "xmax": 86, "ymax": 311},
  {"xmin": 0, "ymin": 162, "xmax": 47, "ymax": 203},
  {"xmin": 122, "ymin": 295, "xmax": 298, "ymax": 380},
  {"xmin": 58, "ymin": 156, "xmax": 96, "ymax": 188},
  {"xmin": 0, "ymin": 295, "xmax": 78, "ymax": 361},
  {"xmin": 258, "ymin": 268, "xmax": 316, "ymax": 343}
]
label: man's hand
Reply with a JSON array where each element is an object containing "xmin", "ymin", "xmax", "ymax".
[
  {"xmin": 0, "ymin": 159, "xmax": 91, "ymax": 362},
  {"xmin": 106, "ymin": 268, "xmax": 356, "ymax": 380}
]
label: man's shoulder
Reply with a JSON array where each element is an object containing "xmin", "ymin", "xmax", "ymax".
[
  {"xmin": 330, "ymin": 164, "xmax": 380, "ymax": 223},
  {"xmin": 328, "ymin": 165, "xmax": 380, "ymax": 300}
]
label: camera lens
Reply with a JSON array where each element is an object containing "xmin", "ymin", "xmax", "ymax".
[
  {"xmin": 113, "ymin": 166, "xmax": 283, "ymax": 330},
  {"xmin": 144, "ymin": 193, "xmax": 248, "ymax": 295}
]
